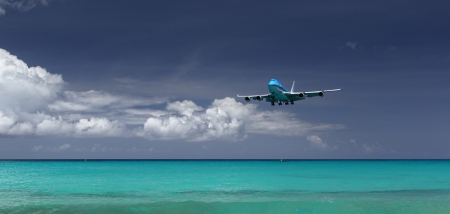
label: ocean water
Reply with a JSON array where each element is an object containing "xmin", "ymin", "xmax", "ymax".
[{"xmin": 1, "ymin": 160, "xmax": 449, "ymax": 214}]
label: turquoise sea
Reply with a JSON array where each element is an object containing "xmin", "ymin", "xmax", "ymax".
[{"xmin": 1, "ymin": 160, "xmax": 449, "ymax": 213}]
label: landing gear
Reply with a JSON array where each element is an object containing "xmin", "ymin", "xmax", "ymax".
[{"xmin": 274, "ymin": 101, "xmax": 294, "ymax": 106}]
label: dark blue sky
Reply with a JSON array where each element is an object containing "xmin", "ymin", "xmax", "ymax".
[{"xmin": 0, "ymin": 0, "xmax": 449, "ymax": 159}]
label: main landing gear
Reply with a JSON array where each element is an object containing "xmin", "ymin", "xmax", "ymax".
[
  {"xmin": 272, "ymin": 101, "xmax": 294, "ymax": 106},
  {"xmin": 270, "ymin": 101, "xmax": 294, "ymax": 106}
]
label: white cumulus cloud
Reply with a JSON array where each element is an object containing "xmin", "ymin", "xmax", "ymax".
[
  {"xmin": 74, "ymin": 117, "xmax": 124, "ymax": 137},
  {"xmin": 137, "ymin": 98, "xmax": 343, "ymax": 141},
  {"xmin": 138, "ymin": 98, "xmax": 245, "ymax": 141},
  {"xmin": 0, "ymin": 48, "xmax": 64, "ymax": 112},
  {"xmin": 306, "ymin": 135, "xmax": 337, "ymax": 150},
  {"xmin": 0, "ymin": 48, "xmax": 126, "ymax": 137},
  {"xmin": 307, "ymin": 135, "xmax": 328, "ymax": 150}
]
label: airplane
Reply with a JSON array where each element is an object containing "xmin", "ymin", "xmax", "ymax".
[{"xmin": 237, "ymin": 79, "xmax": 341, "ymax": 106}]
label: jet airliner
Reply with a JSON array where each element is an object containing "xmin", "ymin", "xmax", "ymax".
[{"xmin": 237, "ymin": 79, "xmax": 341, "ymax": 106}]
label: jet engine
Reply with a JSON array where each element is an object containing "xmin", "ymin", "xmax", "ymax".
[
  {"xmin": 256, "ymin": 96, "xmax": 262, "ymax": 101},
  {"xmin": 318, "ymin": 91, "xmax": 324, "ymax": 96},
  {"xmin": 245, "ymin": 97, "xmax": 250, "ymax": 101},
  {"xmin": 298, "ymin": 93, "xmax": 304, "ymax": 98}
]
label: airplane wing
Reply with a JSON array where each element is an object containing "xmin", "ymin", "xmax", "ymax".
[
  {"xmin": 303, "ymin": 88, "xmax": 342, "ymax": 97},
  {"xmin": 237, "ymin": 93, "xmax": 273, "ymax": 101},
  {"xmin": 282, "ymin": 88, "xmax": 342, "ymax": 99}
]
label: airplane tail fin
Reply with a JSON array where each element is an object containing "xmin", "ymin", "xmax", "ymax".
[{"xmin": 290, "ymin": 81, "xmax": 295, "ymax": 93}]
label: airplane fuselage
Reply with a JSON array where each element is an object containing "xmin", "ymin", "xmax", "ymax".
[{"xmin": 268, "ymin": 79, "xmax": 290, "ymax": 101}]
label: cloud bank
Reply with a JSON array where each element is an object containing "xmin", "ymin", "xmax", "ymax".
[{"xmin": 0, "ymin": 48, "xmax": 344, "ymax": 141}]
